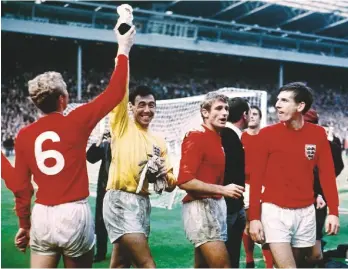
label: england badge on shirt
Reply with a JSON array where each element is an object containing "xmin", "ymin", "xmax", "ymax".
[{"xmin": 305, "ymin": 144, "xmax": 316, "ymax": 160}]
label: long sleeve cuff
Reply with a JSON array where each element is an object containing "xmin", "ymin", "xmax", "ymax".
[
  {"xmin": 114, "ymin": 54, "xmax": 128, "ymax": 67},
  {"xmin": 248, "ymin": 205, "xmax": 261, "ymax": 221},
  {"xmin": 328, "ymin": 206, "xmax": 339, "ymax": 217},
  {"xmin": 19, "ymin": 217, "xmax": 31, "ymax": 229}
]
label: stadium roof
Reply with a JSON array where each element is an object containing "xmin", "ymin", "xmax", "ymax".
[
  {"xmin": 262, "ymin": 0, "xmax": 348, "ymax": 17},
  {"xmin": 42, "ymin": 0, "xmax": 347, "ymax": 39}
]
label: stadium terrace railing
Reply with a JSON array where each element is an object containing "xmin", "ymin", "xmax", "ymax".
[{"xmin": 2, "ymin": 1, "xmax": 348, "ymax": 58}]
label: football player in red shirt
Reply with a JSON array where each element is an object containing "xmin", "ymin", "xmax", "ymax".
[
  {"xmin": 11, "ymin": 23, "xmax": 135, "ymax": 268},
  {"xmin": 241, "ymin": 106, "xmax": 273, "ymax": 268},
  {"xmin": 177, "ymin": 92, "xmax": 244, "ymax": 268},
  {"xmin": 249, "ymin": 82, "xmax": 339, "ymax": 268}
]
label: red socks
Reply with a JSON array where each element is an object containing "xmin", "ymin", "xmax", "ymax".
[
  {"xmin": 243, "ymin": 232, "xmax": 274, "ymax": 268},
  {"xmin": 243, "ymin": 232, "xmax": 255, "ymax": 263},
  {"xmin": 262, "ymin": 245, "xmax": 274, "ymax": 268}
]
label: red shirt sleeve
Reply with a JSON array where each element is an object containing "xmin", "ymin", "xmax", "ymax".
[
  {"xmin": 177, "ymin": 132, "xmax": 203, "ymax": 185},
  {"xmin": 13, "ymin": 131, "xmax": 34, "ymax": 229},
  {"xmin": 2, "ymin": 152, "xmax": 16, "ymax": 191},
  {"xmin": 249, "ymin": 129, "xmax": 269, "ymax": 221},
  {"xmin": 316, "ymin": 128, "xmax": 339, "ymax": 216},
  {"xmin": 69, "ymin": 54, "xmax": 129, "ymax": 131}
]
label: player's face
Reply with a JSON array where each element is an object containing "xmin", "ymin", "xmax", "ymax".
[
  {"xmin": 243, "ymin": 108, "xmax": 251, "ymax": 129},
  {"xmin": 275, "ymin": 91, "xmax": 305, "ymax": 122},
  {"xmin": 203, "ymin": 100, "xmax": 229, "ymax": 131},
  {"xmin": 131, "ymin": 94, "xmax": 156, "ymax": 128},
  {"xmin": 248, "ymin": 108, "xmax": 261, "ymax": 128}
]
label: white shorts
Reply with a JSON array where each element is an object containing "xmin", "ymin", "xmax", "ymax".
[
  {"xmin": 261, "ymin": 202, "xmax": 316, "ymax": 248},
  {"xmin": 182, "ymin": 198, "xmax": 227, "ymax": 248},
  {"xmin": 30, "ymin": 199, "xmax": 95, "ymax": 257},
  {"xmin": 103, "ymin": 190, "xmax": 151, "ymax": 244}
]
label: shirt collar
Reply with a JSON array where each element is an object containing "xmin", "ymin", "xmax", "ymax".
[
  {"xmin": 201, "ymin": 124, "xmax": 221, "ymax": 139},
  {"xmin": 225, "ymin": 122, "xmax": 242, "ymax": 140}
]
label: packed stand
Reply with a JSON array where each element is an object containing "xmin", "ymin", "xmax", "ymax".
[{"xmin": 2, "ymin": 70, "xmax": 348, "ymax": 150}]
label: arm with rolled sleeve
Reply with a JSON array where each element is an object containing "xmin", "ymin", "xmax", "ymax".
[
  {"xmin": 177, "ymin": 132, "xmax": 224, "ymax": 195},
  {"xmin": 177, "ymin": 132, "xmax": 203, "ymax": 186}
]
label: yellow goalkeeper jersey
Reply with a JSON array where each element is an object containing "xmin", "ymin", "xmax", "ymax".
[{"xmin": 107, "ymin": 87, "xmax": 176, "ymax": 195}]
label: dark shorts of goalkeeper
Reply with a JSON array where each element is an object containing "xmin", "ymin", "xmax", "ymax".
[{"xmin": 103, "ymin": 190, "xmax": 151, "ymax": 243}]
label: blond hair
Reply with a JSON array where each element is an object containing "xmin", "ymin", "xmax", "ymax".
[
  {"xmin": 28, "ymin": 72, "xmax": 67, "ymax": 114},
  {"xmin": 200, "ymin": 92, "xmax": 229, "ymax": 120}
]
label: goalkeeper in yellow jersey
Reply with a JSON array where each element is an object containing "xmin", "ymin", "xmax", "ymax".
[{"xmin": 104, "ymin": 85, "xmax": 177, "ymax": 268}]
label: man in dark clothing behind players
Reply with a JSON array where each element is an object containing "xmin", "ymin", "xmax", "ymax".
[{"xmin": 87, "ymin": 131, "xmax": 112, "ymax": 262}]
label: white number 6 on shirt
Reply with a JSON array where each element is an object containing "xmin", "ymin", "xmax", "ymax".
[{"xmin": 35, "ymin": 131, "xmax": 65, "ymax": 175}]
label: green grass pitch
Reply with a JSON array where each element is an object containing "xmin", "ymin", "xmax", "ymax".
[{"xmin": 2, "ymin": 155, "xmax": 348, "ymax": 268}]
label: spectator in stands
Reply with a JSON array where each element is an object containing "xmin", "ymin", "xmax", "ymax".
[{"xmin": 2, "ymin": 135, "xmax": 15, "ymax": 157}]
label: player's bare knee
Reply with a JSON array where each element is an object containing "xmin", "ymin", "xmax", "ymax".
[
  {"xmin": 110, "ymin": 258, "xmax": 131, "ymax": 268},
  {"xmin": 135, "ymin": 256, "xmax": 156, "ymax": 268},
  {"xmin": 308, "ymin": 251, "xmax": 323, "ymax": 262},
  {"xmin": 210, "ymin": 259, "xmax": 230, "ymax": 268}
]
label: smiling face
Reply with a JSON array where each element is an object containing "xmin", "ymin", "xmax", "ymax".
[
  {"xmin": 130, "ymin": 94, "xmax": 156, "ymax": 128},
  {"xmin": 275, "ymin": 91, "xmax": 305, "ymax": 123},
  {"xmin": 202, "ymin": 100, "xmax": 229, "ymax": 132}
]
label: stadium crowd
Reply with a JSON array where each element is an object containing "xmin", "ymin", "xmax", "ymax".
[{"xmin": 2, "ymin": 69, "xmax": 348, "ymax": 152}]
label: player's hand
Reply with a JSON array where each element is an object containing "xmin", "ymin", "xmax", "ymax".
[
  {"xmin": 222, "ymin": 183, "xmax": 244, "ymax": 199},
  {"xmin": 15, "ymin": 228, "xmax": 30, "ymax": 253},
  {"xmin": 325, "ymin": 215, "xmax": 339, "ymax": 235},
  {"xmin": 244, "ymin": 221, "xmax": 250, "ymax": 236},
  {"xmin": 249, "ymin": 220, "xmax": 265, "ymax": 244},
  {"xmin": 316, "ymin": 195, "xmax": 326, "ymax": 209},
  {"xmin": 115, "ymin": 20, "xmax": 136, "ymax": 57}
]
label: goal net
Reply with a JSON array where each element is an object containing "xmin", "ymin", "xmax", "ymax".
[{"xmin": 65, "ymin": 87, "xmax": 267, "ymax": 209}]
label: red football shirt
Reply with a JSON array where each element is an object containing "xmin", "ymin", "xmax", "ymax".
[
  {"xmin": 13, "ymin": 55, "xmax": 129, "ymax": 228},
  {"xmin": 249, "ymin": 122, "xmax": 339, "ymax": 221},
  {"xmin": 241, "ymin": 132, "xmax": 260, "ymax": 185},
  {"xmin": 177, "ymin": 125, "xmax": 225, "ymax": 203}
]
